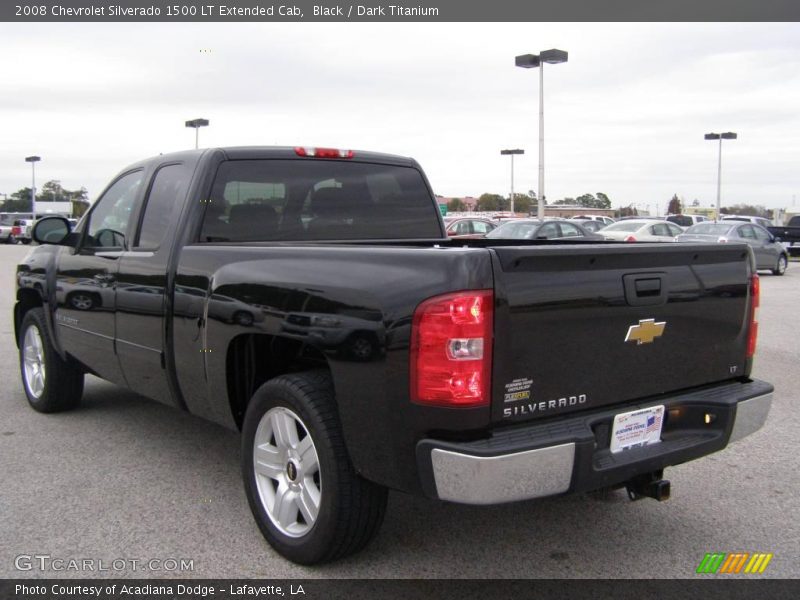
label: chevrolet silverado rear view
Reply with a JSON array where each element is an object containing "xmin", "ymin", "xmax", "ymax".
[{"xmin": 15, "ymin": 147, "xmax": 771, "ymax": 564}]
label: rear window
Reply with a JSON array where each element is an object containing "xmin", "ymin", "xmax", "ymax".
[
  {"xmin": 666, "ymin": 215, "xmax": 692, "ymax": 227},
  {"xmin": 199, "ymin": 159, "xmax": 441, "ymax": 242}
]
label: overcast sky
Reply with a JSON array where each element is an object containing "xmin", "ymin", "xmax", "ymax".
[{"xmin": 1, "ymin": 22, "xmax": 799, "ymax": 213}]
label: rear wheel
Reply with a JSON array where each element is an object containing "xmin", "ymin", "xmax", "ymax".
[
  {"xmin": 242, "ymin": 371, "xmax": 388, "ymax": 564},
  {"xmin": 19, "ymin": 308, "xmax": 84, "ymax": 413},
  {"xmin": 772, "ymin": 254, "xmax": 788, "ymax": 276}
]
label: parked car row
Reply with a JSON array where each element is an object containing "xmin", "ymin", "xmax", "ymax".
[
  {"xmin": 443, "ymin": 214, "xmax": 788, "ymax": 276},
  {"xmin": 0, "ymin": 219, "xmax": 34, "ymax": 244}
]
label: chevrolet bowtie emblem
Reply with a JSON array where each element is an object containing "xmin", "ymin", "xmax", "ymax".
[{"xmin": 625, "ymin": 319, "xmax": 666, "ymax": 345}]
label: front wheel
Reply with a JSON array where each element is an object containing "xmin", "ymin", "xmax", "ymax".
[
  {"xmin": 233, "ymin": 310, "xmax": 254, "ymax": 326},
  {"xmin": 19, "ymin": 308, "xmax": 84, "ymax": 413},
  {"xmin": 242, "ymin": 371, "xmax": 388, "ymax": 564},
  {"xmin": 772, "ymin": 254, "xmax": 788, "ymax": 276},
  {"xmin": 68, "ymin": 292, "xmax": 97, "ymax": 311}
]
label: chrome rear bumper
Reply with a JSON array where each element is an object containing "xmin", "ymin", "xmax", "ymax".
[{"xmin": 418, "ymin": 382, "xmax": 773, "ymax": 505}]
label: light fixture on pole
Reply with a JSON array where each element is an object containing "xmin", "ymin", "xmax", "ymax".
[
  {"xmin": 516, "ymin": 49, "xmax": 568, "ymax": 220},
  {"xmin": 500, "ymin": 149, "xmax": 524, "ymax": 215},
  {"xmin": 704, "ymin": 132, "xmax": 737, "ymax": 220},
  {"xmin": 24, "ymin": 156, "xmax": 41, "ymax": 214},
  {"xmin": 185, "ymin": 118, "xmax": 210, "ymax": 149}
]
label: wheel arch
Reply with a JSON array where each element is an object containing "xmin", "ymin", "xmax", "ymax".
[
  {"xmin": 225, "ymin": 333, "xmax": 334, "ymax": 431},
  {"xmin": 15, "ymin": 288, "xmax": 45, "ymax": 349}
]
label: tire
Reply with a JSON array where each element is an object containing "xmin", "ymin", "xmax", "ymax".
[
  {"xmin": 772, "ymin": 254, "xmax": 788, "ymax": 276},
  {"xmin": 242, "ymin": 371, "xmax": 388, "ymax": 564},
  {"xmin": 67, "ymin": 292, "xmax": 96, "ymax": 311},
  {"xmin": 347, "ymin": 334, "xmax": 377, "ymax": 361},
  {"xmin": 233, "ymin": 310, "xmax": 254, "ymax": 326},
  {"xmin": 19, "ymin": 308, "xmax": 84, "ymax": 413}
]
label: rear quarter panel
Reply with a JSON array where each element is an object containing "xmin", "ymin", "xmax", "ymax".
[{"xmin": 173, "ymin": 244, "xmax": 494, "ymax": 493}]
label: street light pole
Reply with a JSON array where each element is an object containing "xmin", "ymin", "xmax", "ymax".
[
  {"xmin": 538, "ymin": 62, "xmax": 544, "ymax": 218},
  {"xmin": 24, "ymin": 156, "xmax": 41, "ymax": 214},
  {"xmin": 516, "ymin": 49, "xmax": 568, "ymax": 220},
  {"xmin": 185, "ymin": 118, "xmax": 210, "ymax": 149},
  {"xmin": 704, "ymin": 132, "xmax": 737, "ymax": 220},
  {"xmin": 500, "ymin": 149, "xmax": 524, "ymax": 215}
]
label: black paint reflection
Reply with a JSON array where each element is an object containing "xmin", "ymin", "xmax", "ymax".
[{"xmin": 280, "ymin": 312, "xmax": 384, "ymax": 362}]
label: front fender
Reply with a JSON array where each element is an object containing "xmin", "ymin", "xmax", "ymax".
[{"xmin": 14, "ymin": 245, "xmax": 64, "ymax": 358}]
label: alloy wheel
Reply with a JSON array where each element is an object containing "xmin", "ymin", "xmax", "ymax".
[
  {"xmin": 23, "ymin": 326, "xmax": 46, "ymax": 399},
  {"xmin": 253, "ymin": 406, "xmax": 322, "ymax": 537}
]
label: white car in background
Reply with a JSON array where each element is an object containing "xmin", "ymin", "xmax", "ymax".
[
  {"xmin": 601, "ymin": 219, "xmax": 683, "ymax": 242},
  {"xmin": 572, "ymin": 214, "xmax": 615, "ymax": 226}
]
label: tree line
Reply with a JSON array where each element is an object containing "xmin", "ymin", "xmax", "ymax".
[
  {"xmin": 1, "ymin": 180, "xmax": 91, "ymax": 217},
  {"xmin": 666, "ymin": 194, "xmax": 773, "ymax": 218},
  {"xmin": 448, "ymin": 191, "xmax": 773, "ymax": 219},
  {"xmin": 447, "ymin": 192, "xmax": 613, "ymax": 213}
]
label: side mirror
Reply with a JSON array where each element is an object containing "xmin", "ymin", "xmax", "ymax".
[{"xmin": 32, "ymin": 216, "xmax": 73, "ymax": 246}]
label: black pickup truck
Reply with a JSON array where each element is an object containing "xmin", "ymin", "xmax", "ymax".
[
  {"xmin": 769, "ymin": 215, "xmax": 800, "ymax": 257},
  {"xmin": 16, "ymin": 147, "xmax": 772, "ymax": 564}
]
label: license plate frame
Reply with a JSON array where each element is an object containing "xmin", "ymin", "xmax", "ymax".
[{"xmin": 610, "ymin": 405, "xmax": 665, "ymax": 454}]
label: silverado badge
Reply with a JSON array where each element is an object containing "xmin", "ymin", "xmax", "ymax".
[{"xmin": 625, "ymin": 318, "xmax": 666, "ymax": 345}]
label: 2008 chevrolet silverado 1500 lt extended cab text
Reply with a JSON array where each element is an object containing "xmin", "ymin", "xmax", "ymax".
[{"xmin": 15, "ymin": 147, "xmax": 773, "ymax": 564}]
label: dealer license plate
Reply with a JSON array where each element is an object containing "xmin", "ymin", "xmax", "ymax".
[{"xmin": 610, "ymin": 405, "xmax": 665, "ymax": 454}]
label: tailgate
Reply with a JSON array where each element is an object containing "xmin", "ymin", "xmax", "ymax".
[{"xmin": 490, "ymin": 243, "xmax": 753, "ymax": 424}]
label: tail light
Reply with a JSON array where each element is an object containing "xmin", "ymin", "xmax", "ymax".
[
  {"xmin": 295, "ymin": 147, "xmax": 354, "ymax": 159},
  {"xmin": 746, "ymin": 274, "xmax": 759, "ymax": 359},
  {"xmin": 410, "ymin": 290, "xmax": 493, "ymax": 407},
  {"xmin": 625, "ymin": 235, "xmax": 637, "ymax": 242}
]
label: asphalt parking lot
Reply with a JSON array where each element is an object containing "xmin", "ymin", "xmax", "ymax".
[{"xmin": 0, "ymin": 244, "xmax": 798, "ymax": 579}]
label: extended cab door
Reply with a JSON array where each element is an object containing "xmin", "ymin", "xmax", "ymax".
[
  {"xmin": 115, "ymin": 161, "xmax": 193, "ymax": 407},
  {"xmin": 54, "ymin": 169, "xmax": 145, "ymax": 385}
]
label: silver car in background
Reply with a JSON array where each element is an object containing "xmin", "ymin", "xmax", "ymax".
[
  {"xmin": 721, "ymin": 215, "xmax": 774, "ymax": 229},
  {"xmin": 677, "ymin": 222, "xmax": 789, "ymax": 275},
  {"xmin": 485, "ymin": 218, "xmax": 603, "ymax": 240},
  {"xmin": 568, "ymin": 218, "xmax": 606, "ymax": 233}
]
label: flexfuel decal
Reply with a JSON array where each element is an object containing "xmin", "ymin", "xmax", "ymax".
[
  {"xmin": 696, "ymin": 552, "xmax": 773, "ymax": 574},
  {"xmin": 504, "ymin": 378, "xmax": 533, "ymax": 403}
]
